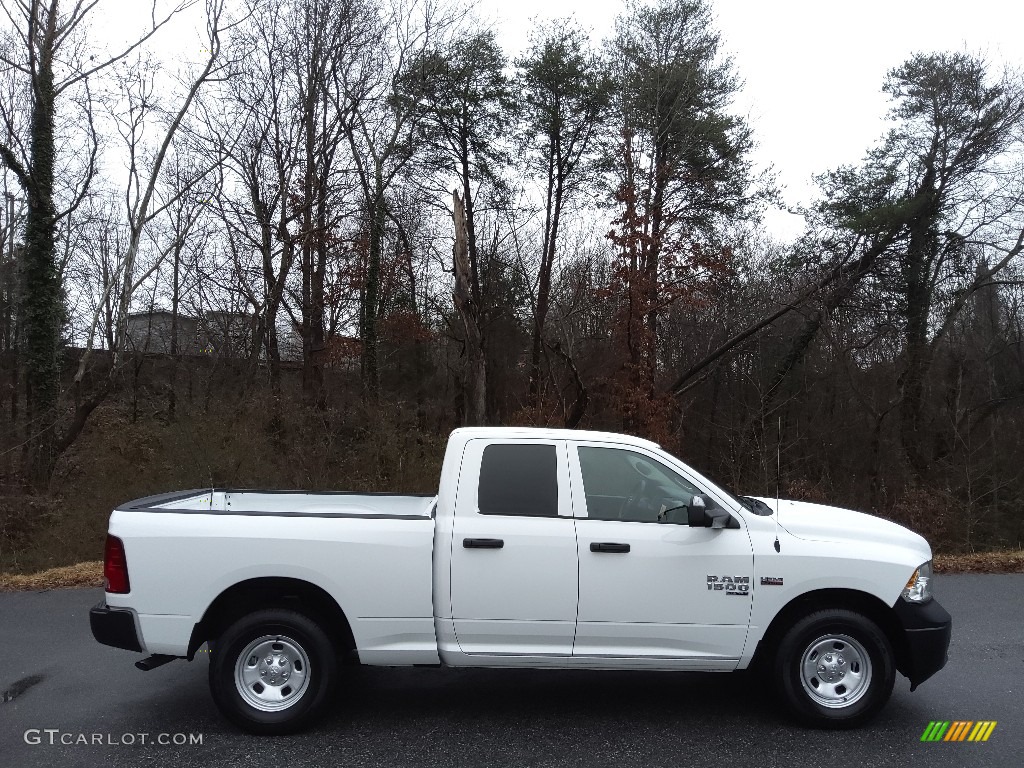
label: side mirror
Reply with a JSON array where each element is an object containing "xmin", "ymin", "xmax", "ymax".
[
  {"xmin": 687, "ymin": 495, "xmax": 706, "ymax": 527},
  {"xmin": 688, "ymin": 494, "xmax": 740, "ymax": 529}
]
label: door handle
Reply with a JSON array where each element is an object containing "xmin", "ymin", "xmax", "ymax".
[
  {"xmin": 590, "ymin": 542, "xmax": 630, "ymax": 553},
  {"xmin": 463, "ymin": 538, "xmax": 504, "ymax": 549}
]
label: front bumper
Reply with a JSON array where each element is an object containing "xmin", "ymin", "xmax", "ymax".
[
  {"xmin": 90, "ymin": 601, "xmax": 143, "ymax": 652},
  {"xmin": 892, "ymin": 597, "xmax": 952, "ymax": 690}
]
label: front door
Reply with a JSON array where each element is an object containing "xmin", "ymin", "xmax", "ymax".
[
  {"xmin": 569, "ymin": 443, "xmax": 753, "ymax": 665},
  {"xmin": 449, "ymin": 439, "xmax": 578, "ymax": 655}
]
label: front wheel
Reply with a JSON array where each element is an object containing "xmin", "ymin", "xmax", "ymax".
[
  {"xmin": 775, "ymin": 608, "xmax": 895, "ymax": 728},
  {"xmin": 209, "ymin": 609, "xmax": 337, "ymax": 734}
]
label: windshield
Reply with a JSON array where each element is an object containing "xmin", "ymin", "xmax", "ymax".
[{"xmin": 657, "ymin": 448, "xmax": 774, "ymax": 516}]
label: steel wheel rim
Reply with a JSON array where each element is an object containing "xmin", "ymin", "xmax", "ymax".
[
  {"xmin": 234, "ymin": 634, "xmax": 311, "ymax": 712},
  {"xmin": 799, "ymin": 633, "xmax": 872, "ymax": 709}
]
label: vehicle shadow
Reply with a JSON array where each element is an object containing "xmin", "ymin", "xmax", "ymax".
[{"xmin": 337, "ymin": 664, "xmax": 776, "ymax": 722}]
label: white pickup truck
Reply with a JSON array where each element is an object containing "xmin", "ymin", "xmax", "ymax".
[{"xmin": 90, "ymin": 427, "xmax": 951, "ymax": 734}]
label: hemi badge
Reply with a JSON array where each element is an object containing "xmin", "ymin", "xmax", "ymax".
[{"xmin": 761, "ymin": 576, "xmax": 783, "ymax": 586}]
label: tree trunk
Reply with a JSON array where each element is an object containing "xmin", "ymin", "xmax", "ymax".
[
  {"xmin": 299, "ymin": 55, "xmax": 322, "ymax": 408},
  {"xmin": 528, "ymin": 140, "xmax": 557, "ymax": 408},
  {"xmin": 20, "ymin": 5, "xmax": 61, "ymax": 489},
  {"xmin": 361, "ymin": 173, "xmax": 385, "ymax": 399},
  {"xmin": 3, "ymin": 194, "xmax": 18, "ymax": 438},
  {"xmin": 898, "ymin": 211, "xmax": 938, "ymax": 480},
  {"xmin": 311, "ymin": 171, "xmax": 327, "ymax": 409},
  {"xmin": 453, "ymin": 190, "xmax": 485, "ymax": 426},
  {"xmin": 643, "ymin": 142, "xmax": 668, "ymax": 399},
  {"xmin": 168, "ymin": 240, "xmax": 180, "ymax": 420}
]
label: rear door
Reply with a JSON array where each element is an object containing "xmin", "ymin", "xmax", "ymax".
[{"xmin": 449, "ymin": 439, "xmax": 578, "ymax": 655}]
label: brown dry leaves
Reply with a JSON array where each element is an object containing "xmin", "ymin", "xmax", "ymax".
[
  {"xmin": 934, "ymin": 550, "xmax": 1024, "ymax": 574},
  {"xmin": 0, "ymin": 561, "xmax": 103, "ymax": 592}
]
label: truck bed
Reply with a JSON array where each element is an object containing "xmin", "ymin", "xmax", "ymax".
[{"xmin": 106, "ymin": 488, "xmax": 439, "ymax": 664}]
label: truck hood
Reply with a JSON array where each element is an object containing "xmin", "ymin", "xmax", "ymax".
[{"xmin": 752, "ymin": 497, "xmax": 931, "ymax": 560}]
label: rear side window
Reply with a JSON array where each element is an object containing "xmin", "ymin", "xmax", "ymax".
[{"xmin": 478, "ymin": 443, "xmax": 558, "ymax": 517}]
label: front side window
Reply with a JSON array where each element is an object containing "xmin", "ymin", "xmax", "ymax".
[
  {"xmin": 577, "ymin": 446, "xmax": 703, "ymax": 523},
  {"xmin": 478, "ymin": 443, "xmax": 558, "ymax": 517}
]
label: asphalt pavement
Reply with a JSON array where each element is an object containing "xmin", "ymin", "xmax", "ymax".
[{"xmin": 0, "ymin": 574, "xmax": 1021, "ymax": 767}]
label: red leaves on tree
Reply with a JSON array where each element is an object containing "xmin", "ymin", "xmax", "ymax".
[{"xmin": 602, "ymin": 132, "xmax": 733, "ymax": 443}]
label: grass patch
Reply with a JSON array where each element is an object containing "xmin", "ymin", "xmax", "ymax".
[
  {"xmin": 0, "ymin": 561, "xmax": 103, "ymax": 592},
  {"xmin": 1, "ymin": 551, "xmax": 1022, "ymax": 593}
]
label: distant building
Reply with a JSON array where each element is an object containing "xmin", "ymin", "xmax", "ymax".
[
  {"xmin": 127, "ymin": 310, "xmax": 254, "ymax": 358},
  {"xmin": 126, "ymin": 311, "xmax": 199, "ymax": 355}
]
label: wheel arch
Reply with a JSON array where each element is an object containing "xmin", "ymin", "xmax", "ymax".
[
  {"xmin": 187, "ymin": 577, "xmax": 357, "ymax": 662},
  {"xmin": 749, "ymin": 588, "xmax": 908, "ymax": 676}
]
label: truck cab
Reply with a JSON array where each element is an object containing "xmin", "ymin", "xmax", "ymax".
[{"xmin": 434, "ymin": 429, "xmax": 755, "ymax": 666}]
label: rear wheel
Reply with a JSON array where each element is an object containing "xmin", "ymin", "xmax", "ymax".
[
  {"xmin": 209, "ymin": 609, "xmax": 337, "ymax": 734},
  {"xmin": 775, "ymin": 608, "xmax": 895, "ymax": 728}
]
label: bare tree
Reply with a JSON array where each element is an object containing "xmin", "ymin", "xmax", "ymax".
[
  {"xmin": 206, "ymin": 0, "xmax": 301, "ymax": 392},
  {"xmin": 273, "ymin": 0, "xmax": 370, "ymax": 408},
  {"xmin": 516, "ymin": 19, "xmax": 610, "ymax": 408},
  {"xmin": 338, "ymin": 0, "xmax": 461, "ymax": 398},
  {"xmin": 0, "ymin": 0, "xmax": 230, "ymax": 484},
  {"xmin": 0, "ymin": 0, "xmax": 197, "ymax": 485}
]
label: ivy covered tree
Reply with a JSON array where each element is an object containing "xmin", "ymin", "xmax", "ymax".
[{"xmin": 0, "ymin": 0, "xmax": 191, "ymax": 487}]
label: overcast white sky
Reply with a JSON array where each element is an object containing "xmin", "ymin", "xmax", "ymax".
[
  {"xmin": 489, "ymin": 0, "xmax": 1024, "ymax": 237},
  {"xmin": 90, "ymin": 0, "xmax": 1024, "ymax": 239}
]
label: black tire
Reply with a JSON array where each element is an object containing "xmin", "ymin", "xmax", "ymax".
[
  {"xmin": 774, "ymin": 608, "xmax": 895, "ymax": 728},
  {"xmin": 209, "ymin": 609, "xmax": 337, "ymax": 735}
]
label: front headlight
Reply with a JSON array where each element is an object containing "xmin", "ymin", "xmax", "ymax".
[{"xmin": 901, "ymin": 560, "xmax": 933, "ymax": 603}]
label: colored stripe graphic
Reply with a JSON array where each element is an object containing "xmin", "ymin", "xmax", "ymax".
[
  {"xmin": 921, "ymin": 721, "xmax": 950, "ymax": 741},
  {"xmin": 944, "ymin": 721, "xmax": 971, "ymax": 741},
  {"xmin": 969, "ymin": 722, "xmax": 997, "ymax": 742},
  {"xmin": 921, "ymin": 721, "xmax": 996, "ymax": 742}
]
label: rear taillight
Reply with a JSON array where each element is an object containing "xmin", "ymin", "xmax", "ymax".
[{"xmin": 104, "ymin": 534, "xmax": 130, "ymax": 594}]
